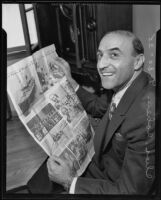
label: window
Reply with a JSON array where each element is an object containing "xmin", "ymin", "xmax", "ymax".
[
  {"xmin": 2, "ymin": 3, "xmax": 38, "ymax": 55},
  {"xmin": 2, "ymin": 4, "xmax": 25, "ymax": 49},
  {"xmin": 25, "ymin": 5, "xmax": 38, "ymax": 45}
]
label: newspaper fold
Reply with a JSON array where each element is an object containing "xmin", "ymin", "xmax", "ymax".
[{"xmin": 7, "ymin": 44, "xmax": 95, "ymax": 176}]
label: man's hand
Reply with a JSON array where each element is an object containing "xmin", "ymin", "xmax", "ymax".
[
  {"xmin": 53, "ymin": 57, "xmax": 79, "ymax": 90},
  {"xmin": 54, "ymin": 57, "xmax": 72, "ymax": 79},
  {"xmin": 47, "ymin": 155, "xmax": 76, "ymax": 191}
]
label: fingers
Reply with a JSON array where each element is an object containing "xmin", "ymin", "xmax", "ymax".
[
  {"xmin": 53, "ymin": 57, "xmax": 71, "ymax": 77},
  {"xmin": 48, "ymin": 155, "xmax": 72, "ymax": 173},
  {"xmin": 47, "ymin": 158, "xmax": 59, "ymax": 181},
  {"xmin": 54, "ymin": 57, "xmax": 69, "ymax": 69},
  {"xmin": 53, "ymin": 155, "xmax": 73, "ymax": 170},
  {"xmin": 47, "ymin": 156, "xmax": 62, "ymax": 179},
  {"xmin": 47, "ymin": 157, "xmax": 58, "ymax": 172},
  {"xmin": 55, "ymin": 57, "xmax": 69, "ymax": 66},
  {"xmin": 48, "ymin": 155, "xmax": 65, "ymax": 167},
  {"xmin": 52, "ymin": 155, "xmax": 65, "ymax": 165}
]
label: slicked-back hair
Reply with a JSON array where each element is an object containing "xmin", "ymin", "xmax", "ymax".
[{"xmin": 103, "ymin": 30, "xmax": 144, "ymax": 56}]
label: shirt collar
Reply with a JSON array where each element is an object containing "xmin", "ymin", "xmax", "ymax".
[{"xmin": 111, "ymin": 70, "xmax": 142, "ymax": 107}]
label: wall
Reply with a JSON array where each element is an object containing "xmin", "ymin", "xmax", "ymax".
[{"xmin": 133, "ymin": 5, "xmax": 160, "ymax": 79}]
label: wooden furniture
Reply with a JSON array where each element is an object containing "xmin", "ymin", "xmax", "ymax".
[
  {"xmin": 33, "ymin": 3, "xmax": 132, "ymax": 92},
  {"xmin": 6, "ymin": 118, "xmax": 47, "ymax": 192}
]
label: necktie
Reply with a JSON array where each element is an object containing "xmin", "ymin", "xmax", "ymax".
[{"xmin": 109, "ymin": 102, "xmax": 116, "ymax": 120}]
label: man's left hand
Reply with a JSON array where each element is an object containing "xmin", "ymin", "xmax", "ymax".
[{"xmin": 47, "ymin": 155, "xmax": 75, "ymax": 191}]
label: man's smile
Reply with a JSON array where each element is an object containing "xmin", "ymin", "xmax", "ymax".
[{"xmin": 98, "ymin": 67, "xmax": 116, "ymax": 76}]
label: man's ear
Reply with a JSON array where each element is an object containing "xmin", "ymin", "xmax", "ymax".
[{"xmin": 134, "ymin": 54, "xmax": 145, "ymax": 71}]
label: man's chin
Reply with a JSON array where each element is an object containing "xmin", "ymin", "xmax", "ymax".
[{"xmin": 101, "ymin": 82, "xmax": 115, "ymax": 90}]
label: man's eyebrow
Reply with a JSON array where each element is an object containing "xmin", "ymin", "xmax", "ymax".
[
  {"xmin": 97, "ymin": 47, "xmax": 122, "ymax": 53},
  {"xmin": 108, "ymin": 47, "xmax": 121, "ymax": 52}
]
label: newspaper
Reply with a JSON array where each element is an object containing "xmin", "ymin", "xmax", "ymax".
[{"xmin": 7, "ymin": 44, "xmax": 95, "ymax": 176}]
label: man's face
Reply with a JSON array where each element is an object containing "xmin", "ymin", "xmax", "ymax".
[{"xmin": 97, "ymin": 33, "xmax": 137, "ymax": 91}]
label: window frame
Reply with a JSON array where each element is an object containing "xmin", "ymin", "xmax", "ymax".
[{"xmin": 6, "ymin": 3, "xmax": 39, "ymax": 56}]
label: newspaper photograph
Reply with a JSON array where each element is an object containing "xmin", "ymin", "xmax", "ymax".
[
  {"xmin": 33, "ymin": 49, "xmax": 55, "ymax": 93},
  {"xmin": 7, "ymin": 44, "xmax": 95, "ymax": 177},
  {"xmin": 7, "ymin": 56, "xmax": 41, "ymax": 116},
  {"xmin": 42, "ymin": 44, "xmax": 65, "ymax": 81},
  {"xmin": 46, "ymin": 78, "xmax": 84, "ymax": 126},
  {"xmin": 33, "ymin": 44, "xmax": 65, "ymax": 93}
]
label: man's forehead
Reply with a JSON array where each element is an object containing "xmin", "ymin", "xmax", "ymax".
[{"xmin": 99, "ymin": 33, "xmax": 133, "ymax": 51}]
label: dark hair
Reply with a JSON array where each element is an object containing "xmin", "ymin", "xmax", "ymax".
[
  {"xmin": 132, "ymin": 37, "xmax": 144, "ymax": 55},
  {"xmin": 104, "ymin": 30, "xmax": 144, "ymax": 56}
]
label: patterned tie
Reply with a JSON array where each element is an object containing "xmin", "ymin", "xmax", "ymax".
[{"xmin": 109, "ymin": 102, "xmax": 116, "ymax": 120}]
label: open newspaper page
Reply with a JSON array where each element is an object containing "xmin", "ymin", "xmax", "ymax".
[
  {"xmin": 7, "ymin": 44, "xmax": 95, "ymax": 176},
  {"xmin": 7, "ymin": 56, "xmax": 42, "ymax": 116}
]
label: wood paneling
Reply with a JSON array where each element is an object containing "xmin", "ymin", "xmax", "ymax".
[{"xmin": 96, "ymin": 4, "xmax": 132, "ymax": 43}]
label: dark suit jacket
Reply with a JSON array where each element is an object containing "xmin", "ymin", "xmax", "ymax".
[
  {"xmin": 75, "ymin": 71, "xmax": 155, "ymax": 194},
  {"xmin": 27, "ymin": 71, "xmax": 155, "ymax": 194}
]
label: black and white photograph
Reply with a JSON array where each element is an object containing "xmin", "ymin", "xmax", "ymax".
[
  {"xmin": 77, "ymin": 115, "xmax": 94, "ymax": 140},
  {"xmin": 2, "ymin": 2, "xmax": 161, "ymax": 199},
  {"xmin": 68, "ymin": 134, "xmax": 88, "ymax": 166},
  {"xmin": 34, "ymin": 55, "xmax": 49, "ymax": 93},
  {"xmin": 50, "ymin": 120, "xmax": 73, "ymax": 153},
  {"xmin": 60, "ymin": 78, "xmax": 84, "ymax": 112},
  {"xmin": 27, "ymin": 114, "xmax": 48, "ymax": 142},
  {"xmin": 48, "ymin": 80, "xmax": 84, "ymax": 125},
  {"xmin": 26, "ymin": 102, "xmax": 62, "ymax": 141},
  {"xmin": 7, "ymin": 57, "xmax": 37, "ymax": 115},
  {"xmin": 59, "ymin": 147, "xmax": 80, "ymax": 173},
  {"xmin": 38, "ymin": 103, "xmax": 62, "ymax": 132}
]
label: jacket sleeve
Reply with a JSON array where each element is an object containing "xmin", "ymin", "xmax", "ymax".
[
  {"xmin": 76, "ymin": 86, "xmax": 111, "ymax": 118},
  {"xmin": 74, "ymin": 90, "xmax": 155, "ymax": 194}
]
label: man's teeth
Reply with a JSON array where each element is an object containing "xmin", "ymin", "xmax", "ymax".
[{"xmin": 102, "ymin": 72, "xmax": 113, "ymax": 76}]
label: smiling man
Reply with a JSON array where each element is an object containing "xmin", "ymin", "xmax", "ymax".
[
  {"xmin": 28, "ymin": 30, "xmax": 155, "ymax": 194},
  {"xmin": 97, "ymin": 31, "xmax": 144, "ymax": 92}
]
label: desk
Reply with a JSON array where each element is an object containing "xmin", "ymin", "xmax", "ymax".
[{"xmin": 7, "ymin": 118, "xmax": 47, "ymax": 191}]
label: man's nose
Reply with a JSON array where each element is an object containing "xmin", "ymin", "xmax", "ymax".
[{"xmin": 97, "ymin": 55, "xmax": 110, "ymax": 68}]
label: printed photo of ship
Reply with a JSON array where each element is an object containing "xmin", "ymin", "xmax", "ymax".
[{"xmin": 18, "ymin": 77, "xmax": 36, "ymax": 115}]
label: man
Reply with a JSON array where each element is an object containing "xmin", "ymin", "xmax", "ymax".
[{"xmin": 29, "ymin": 30, "xmax": 155, "ymax": 194}]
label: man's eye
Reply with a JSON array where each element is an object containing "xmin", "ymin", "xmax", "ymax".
[
  {"xmin": 111, "ymin": 52, "xmax": 119, "ymax": 58},
  {"xmin": 97, "ymin": 52, "xmax": 102, "ymax": 60}
]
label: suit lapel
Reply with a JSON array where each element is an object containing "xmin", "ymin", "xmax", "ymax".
[
  {"xmin": 93, "ymin": 107, "xmax": 110, "ymax": 159},
  {"xmin": 102, "ymin": 71, "xmax": 149, "ymax": 152}
]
